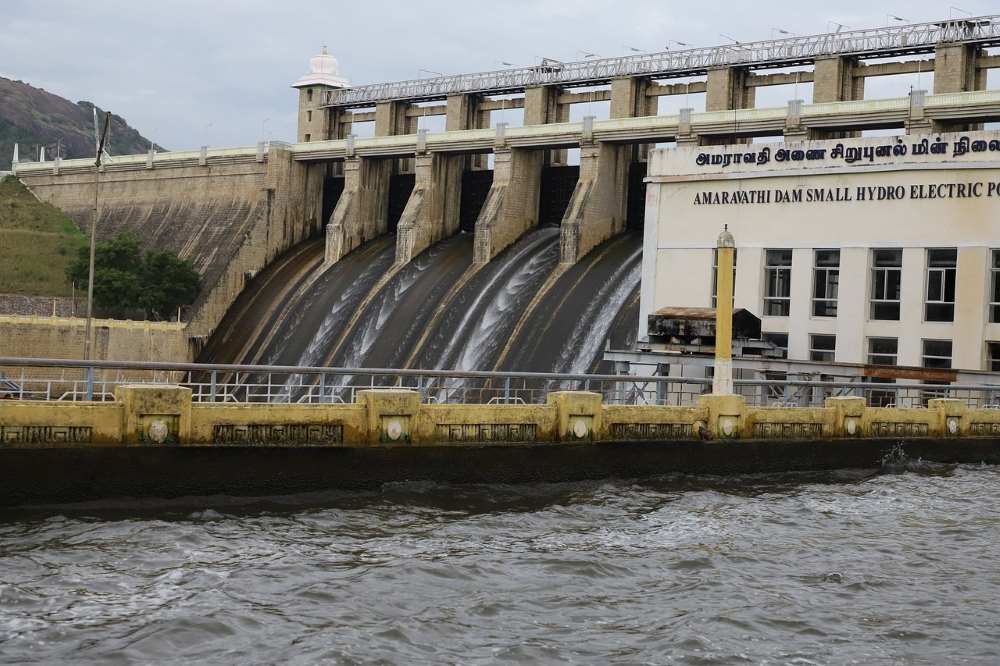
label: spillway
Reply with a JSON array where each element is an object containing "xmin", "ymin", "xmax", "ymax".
[
  {"xmin": 329, "ymin": 234, "xmax": 474, "ymax": 369},
  {"xmin": 497, "ymin": 232, "xmax": 643, "ymax": 373},
  {"xmin": 409, "ymin": 227, "xmax": 560, "ymax": 372},
  {"xmin": 204, "ymin": 229, "xmax": 644, "ymax": 382},
  {"xmin": 197, "ymin": 239, "xmax": 325, "ymax": 365},
  {"xmin": 258, "ymin": 235, "xmax": 397, "ymax": 367}
]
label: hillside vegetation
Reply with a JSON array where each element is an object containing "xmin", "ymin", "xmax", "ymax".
[
  {"xmin": 0, "ymin": 76, "xmax": 162, "ymax": 171},
  {"xmin": 0, "ymin": 176, "xmax": 87, "ymax": 296}
]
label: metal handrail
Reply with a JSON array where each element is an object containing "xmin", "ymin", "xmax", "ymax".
[
  {"xmin": 321, "ymin": 15, "xmax": 1000, "ymax": 107},
  {"xmin": 2, "ymin": 357, "xmax": 999, "ymax": 395}
]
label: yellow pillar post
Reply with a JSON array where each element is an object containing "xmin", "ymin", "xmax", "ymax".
[{"xmin": 713, "ymin": 226, "xmax": 735, "ymax": 395}]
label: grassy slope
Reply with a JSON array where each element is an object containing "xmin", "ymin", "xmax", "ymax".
[{"xmin": 0, "ymin": 176, "xmax": 86, "ymax": 297}]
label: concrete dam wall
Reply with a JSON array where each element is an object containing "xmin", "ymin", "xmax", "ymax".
[{"xmin": 15, "ymin": 146, "xmax": 328, "ymax": 346}]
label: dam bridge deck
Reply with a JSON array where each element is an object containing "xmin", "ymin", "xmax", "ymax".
[
  {"xmin": 319, "ymin": 15, "xmax": 1000, "ymax": 107},
  {"xmin": 13, "ymin": 91, "xmax": 1000, "ymax": 176}
]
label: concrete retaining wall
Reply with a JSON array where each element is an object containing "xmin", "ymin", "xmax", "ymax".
[{"xmin": 0, "ymin": 316, "xmax": 189, "ymax": 376}]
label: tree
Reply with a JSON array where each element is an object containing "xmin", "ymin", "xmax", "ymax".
[{"xmin": 67, "ymin": 233, "xmax": 200, "ymax": 320}]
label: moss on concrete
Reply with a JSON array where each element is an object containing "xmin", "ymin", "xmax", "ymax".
[{"xmin": 0, "ymin": 176, "xmax": 86, "ymax": 296}]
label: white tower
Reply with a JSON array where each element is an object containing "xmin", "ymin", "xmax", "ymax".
[{"xmin": 292, "ymin": 47, "xmax": 350, "ymax": 143}]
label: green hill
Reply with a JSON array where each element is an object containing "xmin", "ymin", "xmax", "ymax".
[
  {"xmin": 0, "ymin": 76, "xmax": 163, "ymax": 170},
  {"xmin": 0, "ymin": 176, "xmax": 87, "ymax": 296}
]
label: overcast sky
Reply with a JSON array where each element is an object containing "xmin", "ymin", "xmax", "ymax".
[{"xmin": 2, "ymin": 0, "xmax": 997, "ymax": 150}]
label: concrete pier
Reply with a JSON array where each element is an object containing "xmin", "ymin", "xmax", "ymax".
[
  {"xmin": 472, "ymin": 148, "xmax": 542, "ymax": 264},
  {"xmin": 325, "ymin": 157, "xmax": 393, "ymax": 265},
  {"xmin": 395, "ymin": 152, "xmax": 464, "ymax": 264}
]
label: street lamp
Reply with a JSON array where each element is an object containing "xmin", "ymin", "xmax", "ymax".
[{"xmin": 418, "ymin": 68, "xmax": 443, "ymax": 77}]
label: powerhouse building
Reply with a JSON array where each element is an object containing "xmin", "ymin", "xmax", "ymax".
[{"xmin": 640, "ymin": 131, "xmax": 1000, "ymax": 374}]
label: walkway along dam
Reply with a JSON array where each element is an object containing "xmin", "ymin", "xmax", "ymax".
[{"xmin": 1, "ymin": 357, "xmax": 999, "ymax": 504}]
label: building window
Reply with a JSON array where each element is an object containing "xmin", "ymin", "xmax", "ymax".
[
  {"xmin": 764, "ymin": 249, "xmax": 792, "ymax": 317},
  {"xmin": 868, "ymin": 337, "xmax": 898, "ymax": 366},
  {"xmin": 810, "ymin": 334, "xmax": 836, "ymax": 363},
  {"xmin": 307, "ymin": 88, "xmax": 314, "ymax": 102},
  {"xmin": 763, "ymin": 332, "xmax": 789, "ymax": 359},
  {"xmin": 812, "ymin": 249, "xmax": 840, "ymax": 317},
  {"xmin": 990, "ymin": 250, "xmax": 1000, "ymax": 323},
  {"xmin": 304, "ymin": 133, "xmax": 311, "ymax": 142},
  {"xmin": 922, "ymin": 339, "xmax": 953, "ymax": 369},
  {"xmin": 711, "ymin": 248, "xmax": 737, "ymax": 308},
  {"xmin": 870, "ymin": 249, "xmax": 902, "ymax": 320},
  {"xmin": 988, "ymin": 342, "xmax": 1000, "ymax": 372},
  {"xmin": 925, "ymin": 249, "xmax": 957, "ymax": 322},
  {"xmin": 307, "ymin": 110, "xmax": 313, "ymax": 122},
  {"xmin": 867, "ymin": 337, "xmax": 898, "ymax": 407}
]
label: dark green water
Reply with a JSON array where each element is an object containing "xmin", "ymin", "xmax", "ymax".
[{"xmin": 1, "ymin": 466, "xmax": 999, "ymax": 664}]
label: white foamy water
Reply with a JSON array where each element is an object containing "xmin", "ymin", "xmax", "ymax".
[
  {"xmin": 444, "ymin": 229, "xmax": 558, "ymax": 372},
  {"xmin": 554, "ymin": 246, "xmax": 642, "ymax": 375}
]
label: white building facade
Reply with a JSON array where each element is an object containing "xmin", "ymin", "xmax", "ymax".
[{"xmin": 641, "ymin": 131, "xmax": 1000, "ymax": 373}]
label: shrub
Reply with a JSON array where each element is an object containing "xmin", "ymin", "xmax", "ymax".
[{"xmin": 67, "ymin": 233, "xmax": 200, "ymax": 320}]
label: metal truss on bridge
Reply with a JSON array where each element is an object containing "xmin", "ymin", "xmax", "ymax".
[{"xmin": 322, "ymin": 15, "xmax": 1000, "ymax": 108}]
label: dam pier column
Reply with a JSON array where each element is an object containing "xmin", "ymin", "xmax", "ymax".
[
  {"xmin": 812, "ymin": 57, "xmax": 865, "ymax": 138},
  {"xmin": 934, "ymin": 42, "xmax": 986, "ymax": 131},
  {"xmin": 395, "ymin": 151, "xmax": 464, "ymax": 264},
  {"xmin": 525, "ymin": 85, "xmax": 570, "ymax": 166},
  {"xmin": 326, "ymin": 99, "xmax": 416, "ymax": 266},
  {"xmin": 325, "ymin": 156, "xmax": 393, "ymax": 265},
  {"xmin": 559, "ymin": 139, "xmax": 628, "ymax": 263},
  {"xmin": 706, "ymin": 67, "xmax": 755, "ymax": 112},
  {"xmin": 472, "ymin": 147, "xmax": 542, "ymax": 264},
  {"xmin": 393, "ymin": 94, "xmax": 479, "ymax": 264},
  {"xmin": 813, "ymin": 57, "xmax": 865, "ymax": 103},
  {"xmin": 558, "ymin": 77, "xmax": 648, "ymax": 264}
]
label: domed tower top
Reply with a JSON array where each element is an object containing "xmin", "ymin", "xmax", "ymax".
[{"xmin": 293, "ymin": 46, "xmax": 350, "ymax": 89}]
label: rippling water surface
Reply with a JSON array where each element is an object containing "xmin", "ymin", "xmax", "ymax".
[{"xmin": 2, "ymin": 466, "xmax": 999, "ymax": 664}]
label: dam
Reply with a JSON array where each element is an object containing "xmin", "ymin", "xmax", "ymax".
[
  {"xmin": 1, "ymin": 15, "xmax": 1000, "ymax": 503},
  {"xmin": 9, "ymin": 14, "xmax": 1000, "ymax": 378}
]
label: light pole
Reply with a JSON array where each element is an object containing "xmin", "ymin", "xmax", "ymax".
[{"xmin": 84, "ymin": 111, "xmax": 112, "ymax": 363}]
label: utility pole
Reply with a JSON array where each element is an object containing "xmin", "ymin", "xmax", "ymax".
[{"xmin": 84, "ymin": 111, "xmax": 112, "ymax": 362}]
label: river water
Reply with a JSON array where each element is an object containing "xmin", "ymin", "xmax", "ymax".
[{"xmin": 1, "ymin": 465, "xmax": 999, "ymax": 664}]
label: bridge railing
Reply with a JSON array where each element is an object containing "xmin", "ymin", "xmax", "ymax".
[
  {"xmin": 321, "ymin": 15, "xmax": 1000, "ymax": 107},
  {"xmin": 2, "ymin": 358, "xmax": 999, "ymax": 410}
]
